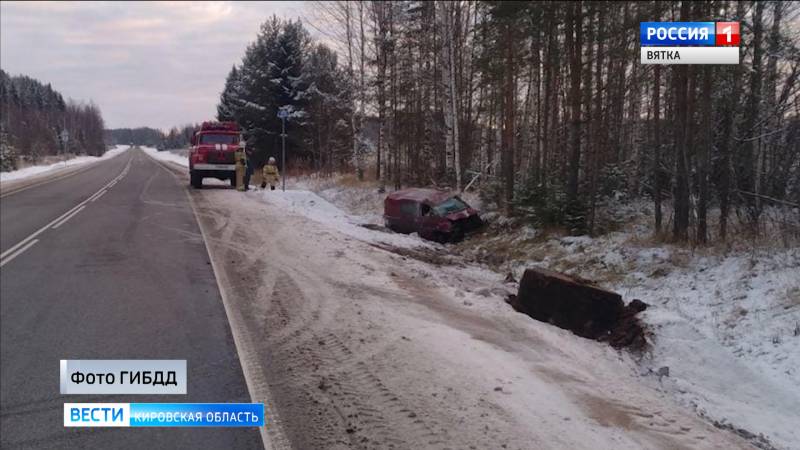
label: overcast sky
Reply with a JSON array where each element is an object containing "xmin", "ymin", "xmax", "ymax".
[{"xmin": 0, "ymin": 1, "xmax": 313, "ymax": 130}]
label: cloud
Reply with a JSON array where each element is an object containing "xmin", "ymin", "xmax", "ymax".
[{"xmin": 0, "ymin": 1, "xmax": 309, "ymax": 129}]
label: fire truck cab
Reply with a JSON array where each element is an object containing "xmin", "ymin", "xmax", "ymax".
[{"xmin": 189, "ymin": 121, "xmax": 244, "ymax": 189}]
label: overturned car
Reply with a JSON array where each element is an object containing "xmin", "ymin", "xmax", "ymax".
[{"xmin": 384, "ymin": 188, "xmax": 483, "ymax": 243}]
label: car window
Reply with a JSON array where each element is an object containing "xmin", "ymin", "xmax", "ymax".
[
  {"xmin": 399, "ymin": 201, "xmax": 419, "ymax": 216},
  {"xmin": 199, "ymin": 134, "xmax": 239, "ymax": 144},
  {"xmin": 433, "ymin": 197, "xmax": 468, "ymax": 216}
]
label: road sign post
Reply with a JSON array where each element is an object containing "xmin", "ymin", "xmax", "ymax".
[{"xmin": 277, "ymin": 108, "xmax": 289, "ymax": 192}]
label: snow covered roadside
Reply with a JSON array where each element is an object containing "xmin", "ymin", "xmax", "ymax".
[
  {"xmin": 520, "ymin": 232, "xmax": 800, "ymax": 450},
  {"xmin": 253, "ymin": 188, "xmax": 432, "ymax": 249},
  {"xmin": 0, "ymin": 144, "xmax": 130, "ymax": 182},
  {"xmin": 192, "ymin": 186, "xmax": 752, "ymax": 449},
  {"xmin": 288, "ymin": 174, "xmax": 484, "ymax": 228},
  {"xmin": 140, "ymin": 146, "xmax": 188, "ymax": 167},
  {"xmin": 626, "ymin": 248, "xmax": 798, "ymax": 449},
  {"xmin": 268, "ymin": 178, "xmax": 799, "ymax": 450}
]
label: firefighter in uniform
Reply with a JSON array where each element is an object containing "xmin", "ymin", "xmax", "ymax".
[
  {"xmin": 261, "ymin": 157, "xmax": 280, "ymax": 190},
  {"xmin": 235, "ymin": 140, "xmax": 254, "ymax": 191},
  {"xmin": 234, "ymin": 147, "xmax": 246, "ymax": 191}
]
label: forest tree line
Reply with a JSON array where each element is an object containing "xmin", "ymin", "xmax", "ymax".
[
  {"xmin": 227, "ymin": 1, "xmax": 799, "ymax": 242},
  {"xmin": 104, "ymin": 124, "xmax": 198, "ymax": 150},
  {"xmin": 0, "ymin": 69, "xmax": 106, "ymax": 171},
  {"xmin": 105, "ymin": 127, "xmax": 163, "ymax": 147}
]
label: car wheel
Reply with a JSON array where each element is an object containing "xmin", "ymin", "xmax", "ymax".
[
  {"xmin": 432, "ymin": 232, "xmax": 448, "ymax": 244},
  {"xmin": 451, "ymin": 225, "xmax": 464, "ymax": 243},
  {"xmin": 190, "ymin": 171, "xmax": 202, "ymax": 189},
  {"xmin": 230, "ymin": 176, "xmax": 236, "ymax": 188}
]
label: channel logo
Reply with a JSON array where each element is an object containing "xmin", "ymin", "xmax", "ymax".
[
  {"xmin": 640, "ymin": 22, "xmax": 739, "ymax": 65},
  {"xmin": 64, "ymin": 403, "xmax": 130, "ymax": 427}
]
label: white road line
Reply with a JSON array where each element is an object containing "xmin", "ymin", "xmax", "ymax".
[
  {"xmin": 86, "ymin": 191, "xmax": 102, "ymax": 202},
  {"xmin": 87, "ymin": 186, "xmax": 109, "ymax": 202},
  {"xmin": 90, "ymin": 190, "xmax": 107, "ymax": 202},
  {"xmin": 0, "ymin": 201, "xmax": 84, "ymax": 259},
  {"xmin": 51, "ymin": 205, "xmax": 86, "ymax": 229},
  {"xmin": 0, "ymin": 156, "xmax": 132, "ymax": 266},
  {"xmin": 0, "ymin": 239, "xmax": 38, "ymax": 268}
]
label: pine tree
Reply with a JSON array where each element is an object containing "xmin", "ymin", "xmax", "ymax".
[
  {"xmin": 226, "ymin": 16, "xmax": 313, "ymax": 166},
  {"xmin": 217, "ymin": 66, "xmax": 241, "ymax": 122}
]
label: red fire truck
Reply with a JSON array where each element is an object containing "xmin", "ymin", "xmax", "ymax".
[{"xmin": 188, "ymin": 121, "xmax": 244, "ymax": 189}]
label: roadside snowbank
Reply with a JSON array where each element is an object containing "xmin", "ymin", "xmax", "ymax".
[
  {"xmin": 252, "ymin": 188, "xmax": 431, "ymax": 249},
  {"xmin": 0, "ymin": 145, "xmax": 129, "ymax": 182},
  {"xmin": 289, "ymin": 174, "xmax": 485, "ymax": 228},
  {"xmin": 278, "ymin": 176, "xmax": 799, "ymax": 450},
  {"xmin": 140, "ymin": 146, "xmax": 187, "ymax": 167},
  {"xmin": 629, "ymin": 248, "xmax": 799, "ymax": 449},
  {"xmin": 449, "ymin": 220, "xmax": 799, "ymax": 449},
  {"xmin": 462, "ymin": 223, "xmax": 800, "ymax": 449}
]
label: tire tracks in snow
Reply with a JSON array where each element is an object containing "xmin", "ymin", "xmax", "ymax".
[{"xmin": 185, "ymin": 182, "xmax": 754, "ymax": 450}]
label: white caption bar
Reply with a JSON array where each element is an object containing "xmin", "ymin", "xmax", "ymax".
[
  {"xmin": 60, "ymin": 359, "xmax": 187, "ymax": 395},
  {"xmin": 640, "ymin": 46, "xmax": 739, "ymax": 65}
]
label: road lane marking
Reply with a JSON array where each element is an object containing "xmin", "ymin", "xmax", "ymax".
[
  {"xmin": 0, "ymin": 201, "xmax": 85, "ymax": 259},
  {"xmin": 0, "ymin": 239, "xmax": 38, "ymax": 268},
  {"xmin": 0, "ymin": 156, "xmax": 132, "ymax": 268},
  {"xmin": 51, "ymin": 205, "xmax": 86, "ymax": 229},
  {"xmin": 90, "ymin": 190, "xmax": 107, "ymax": 202},
  {"xmin": 87, "ymin": 187, "xmax": 109, "ymax": 202}
]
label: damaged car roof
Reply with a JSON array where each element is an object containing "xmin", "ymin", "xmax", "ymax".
[{"xmin": 385, "ymin": 188, "xmax": 453, "ymax": 204}]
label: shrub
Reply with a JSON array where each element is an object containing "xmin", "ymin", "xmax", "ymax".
[{"xmin": 0, "ymin": 131, "xmax": 18, "ymax": 172}]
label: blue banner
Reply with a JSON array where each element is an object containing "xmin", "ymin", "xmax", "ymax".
[
  {"xmin": 640, "ymin": 22, "xmax": 715, "ymax": 46},
  {"xmin": 129, "ymin": 403, "xmax": 264, "ymax": 427}
]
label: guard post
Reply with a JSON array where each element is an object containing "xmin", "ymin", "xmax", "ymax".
[{"xmin": 277, "ymin": 107, "xmax": 289, "ymax": 192}]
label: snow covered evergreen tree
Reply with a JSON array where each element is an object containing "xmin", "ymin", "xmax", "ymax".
[
  {"xmin": 216, "ymin": 16, "xmax": 348, "ymax": 169},
  {"xmin": 304, "ymin": 43, "xmax": 353, "ymax": 173},
  {"xmin": 217, "ymin": 65, "xmax": 241, "ymax": 122}
]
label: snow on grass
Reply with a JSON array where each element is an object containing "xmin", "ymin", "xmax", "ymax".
[
  {"xmin": 629, "ymin": 248, "xmax": 800, "ymax": 449},
  {"xmin": 0, "ymin": 145, "xmax": 130, "ymax": 182},
  {"xmin": 288, "ymin": 175, "xmax": 387, "ymax": 226},
  {"xmin": 489, "ymin": 228, "xmax": 800, "ymax": 449},
  {"xmin": 277, "ymin": 175, "xmax": 800, "ymax": 449},
  {"xmin": 250, "ymin": 188, "xmax": 432, "ymax": 249},
  {"xmin": 287, "ymin": 173, "xmax": 485, "ymax": 228}
]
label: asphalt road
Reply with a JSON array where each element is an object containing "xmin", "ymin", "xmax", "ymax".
[{"xmin": 0, "ymin": 148, "xmax": 262, "ymax": 449}]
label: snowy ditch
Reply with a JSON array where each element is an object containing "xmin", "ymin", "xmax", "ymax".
[{"xmin": 264, "ymin": 179, "xmax": 799, "ymax": 450}]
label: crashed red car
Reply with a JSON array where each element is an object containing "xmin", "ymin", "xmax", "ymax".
[{"xmin": 384, "ymin": 188, "xmax": 483, "ymax": 243}]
